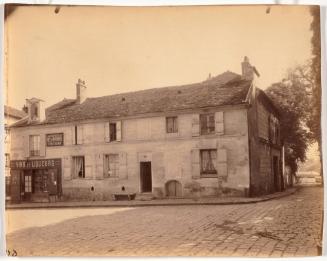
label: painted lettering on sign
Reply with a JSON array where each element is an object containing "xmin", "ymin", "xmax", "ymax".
[
  {"xmin": 46, "ymin": 133, "xmax": 64, "ymax": 146},
  {"xmin": 10, "ymin": 159, "xmax": 61, "ymax": 169}
]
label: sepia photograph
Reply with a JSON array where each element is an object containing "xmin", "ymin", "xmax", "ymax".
[{"xmin": 3, "ymin": 3, "xmax": 324, "ymax": 257}]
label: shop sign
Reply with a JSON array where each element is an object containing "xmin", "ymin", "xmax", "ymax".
[
  {"xmin": 11, "ymin": 159, "xmax": 61, "ymax": 169},
  {"xmin": 46, "ymin": 133, "xmax": 64, "ymax": 146}
]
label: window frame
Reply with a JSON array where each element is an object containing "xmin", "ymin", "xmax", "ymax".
[
  {"xmin": 166, "ymin": 116, "xmax": 178, "ymax": 133},
  {"xmin": 29, "ymin": 135, "xmax": 41, "ymax": 157},
  {"xmin": 109, "ymin": 123, "xmax": 117, "ymax": 142},
  {"xmin": 200, "ymin": 149, "xmax": 217, "ymax": 176},
  {"xmin": 5, "ymin": 153, "xmax": 10, "ymax": 168},
  {"xmin": 72, "ymin": 156, "xmax": 85, "ymax": 179},
  {"xmin": 200, "ymin": 113, "xmax": 215, "ymax": 135},
  {"xmin": 103, "ymin": 153, "xmax": 119, "ymax": 178}
]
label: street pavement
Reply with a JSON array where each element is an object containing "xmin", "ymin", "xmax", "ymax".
[{"xmin": 5, "ymin": 186, "xmax": 323, "ymax": 257}]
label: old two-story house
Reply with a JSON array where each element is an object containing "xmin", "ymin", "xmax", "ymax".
[
  {"xmin": 4, "ymin": 105, "xmax": 27, "ymax": 201},
  {"xmin": 8, "ymin": 57, "xmax": 284, "ymax": 203}
]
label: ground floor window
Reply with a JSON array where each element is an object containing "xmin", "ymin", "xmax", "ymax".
[
  {"xmin": 200, "ymin": 149, "xmax": 217, "ymax": 175},
  {"xmin": 73, "ymin": 156, "xmax": 85, "ymax": 178},
  {"xmin": 33, "ymin": 170, "xmax": 49, "ymax": 193},
  {"xmin": 24, "ymin": 175, "xmax": 32, "ymax": 192},
  {"xmin": 104, "ymin": 154, "xmax": 119, "ymax": 178}
]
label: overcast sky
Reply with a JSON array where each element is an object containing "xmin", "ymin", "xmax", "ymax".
[{"xmin": 5, "ymin": 4, "xmax": 313, "ymax": 110}]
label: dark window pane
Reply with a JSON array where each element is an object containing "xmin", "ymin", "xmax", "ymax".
[{"xmin": 110, "ymin": 123, "xmax": 117, "ymax": 141}]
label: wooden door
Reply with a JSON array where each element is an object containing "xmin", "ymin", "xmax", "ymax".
[
  {"xmin": 140, "ymin": 162, "xmax": 152, "ymax": 192},
  {"xmin": 10, "ymin": 170, "xmax": 21, "ymax": 203},
  {"xmin": 48, "ymin": 169, "xmax": 58, "ymax": 195},
  {"xmin": 166, "ymin": 180, "xmax": 182, "ymax": 197},
  {"xmin": 273, "ymin": 156, "xmax": 280, "ymax": 192}
]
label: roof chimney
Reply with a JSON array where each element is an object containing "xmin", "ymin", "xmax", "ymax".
[
  {"xmin": 76, "ymin": 79, "xmax": 87, "ymax": 104},
  {"xmin": 241, "ymin": 56, "xmax": 260, "ymax": 81}
]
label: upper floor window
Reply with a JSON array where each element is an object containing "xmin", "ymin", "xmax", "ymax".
[
  {"xmin": 105, "ymin": 121, "xmax": 121, "ymax": 142},
  {"xmin": 73, "ymin": 125, "xmax": 83, "ymax": 145},
  {"xmin": 29, "ymin": 135, "xmax": 40, "ymax": 156},
  {"xmin": 110, "ymin": 123, "xmax": 117, "ymax": 141},
  {"xmin": 200, "ymin": 149, "xmax": 217, "ymax": 175},
  {"xmin": 72, "ymin": 156, "xmax": 85, "ymax": 178},
  {"xmin": 269, "ymin": 115, "xmax": 280, "ymax": 144},
  {"xmin": 166, "ymin": 116, "xmax": 178, "ymax": 133},
  {"xmin": 5, "ymin": 153, "xmax": 10, "ymax": 167},
  {"xmin": 200, "ymin": 113, "xmax": 215, "ymax": 135},
  {"xmin": 104, "ymin": 154, "xmax": 119, "ymax": 178}
]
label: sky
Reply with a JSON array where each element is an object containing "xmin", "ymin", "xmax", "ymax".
[{"xmin": 4, "ymin": 4, "xmax": 313, "ymax": 110}]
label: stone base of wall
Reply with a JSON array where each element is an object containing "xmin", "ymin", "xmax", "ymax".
[{"xmin": 62, "ymin": 183, "xmax": 248, "ymax": 201}]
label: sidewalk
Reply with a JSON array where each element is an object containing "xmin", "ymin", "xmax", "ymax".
[{"xmin": 6, "ymin": 187, "xmax": 297, "ymax": 210}]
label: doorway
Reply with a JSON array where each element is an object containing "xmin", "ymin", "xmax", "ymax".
[
  {"xmin": 140, "ymin": 162, "xmax": 152, "ymax": 192},
  {"xmin": 273, "ymin": 156, "xmax": 280, "ymax": 192},
  {"xmin": 165, "ymin": 180, "xmax": 182, "ymax": 197}
]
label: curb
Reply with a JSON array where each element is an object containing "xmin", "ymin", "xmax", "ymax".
[{"xmin": 5, "ymin": 187, "xmax": 297, "ymax": 210}]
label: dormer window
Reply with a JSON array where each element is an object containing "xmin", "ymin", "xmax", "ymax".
[{"xmin": 26, "ymin": 97, "xmax": 45, "ymax": 123}]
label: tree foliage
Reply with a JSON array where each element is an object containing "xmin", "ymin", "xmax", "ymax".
[
  {"xmin": 265, "ymin": 6, "xmax": 322, "ymax": 176},
  {"xmin": 266, "ymin": 65, "xmax": 311, "ymax": 174},
  {"xmin": 308, "ymin": 6, "xmax": 321, "ymax": 146}
]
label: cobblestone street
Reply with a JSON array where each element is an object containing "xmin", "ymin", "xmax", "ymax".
[{"xmin": 6, "ymin": 186, "xmax": 323, "ymax": 257}]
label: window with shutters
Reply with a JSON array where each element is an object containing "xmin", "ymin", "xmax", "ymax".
[
  {"xmin": 166, "ymin": 116, "xmax": 178, "ymax": 133},
  {"xmin": 110, "ymin": 123, "xmax": 117, "ymax": 141},
  {"xmin": 200, "ymin": 114, "xmax": 215, "ymax": 135},
  {"xmin": 103, "ymin": 154, "xmax": 119, "ymax": 178},
  {"xmin": 200, "ymin": 149, "xmax": 217, "ymax": 175},
  {"xmin": 72, "ymin": 156, "xmax": 85, "ymax": 179},
  {"xmin": 73, "ymin": 125, "xmax": 83, "ymax": 145},
  {"xmin": 29, "ymin": 135, "xmax": 40, "ymax": 156}
]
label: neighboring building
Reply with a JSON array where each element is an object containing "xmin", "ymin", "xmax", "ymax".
[
  {"xmin": 9, "ymin": 57, "xmax": 284, "ymax": 203},
  {"xmin": 4, "ymin": 105, "xmax": 27, "ymax": 176},
  {"xmin": 4, "ymin": 105, "xmax": 27, "ymax": 200}
]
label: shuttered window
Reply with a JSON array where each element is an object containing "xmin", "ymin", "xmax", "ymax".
[
  {"xmin": 200, "ymin": 149, "xmax": 217, "ymax": 175},
  {"xmin": 200, "ymin": 114, "xmax": 215, "ymax": 135},
  {"xmin": 166, "ymin": 116, "xmax": 178, "ymax": 133},
  {"xmin": 103, "ymin": 154, "xmax": 119, "ymax": 178}
]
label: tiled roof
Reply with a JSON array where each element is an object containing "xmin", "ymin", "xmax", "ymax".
[
  {"xmin": 4, "ymin": 105, "xmax": 27, "ymax": 119},
  {"xmin": 45, "ymin": 98, "xmax": 76, "ymax": 115},
  {"xmin": 17, "ymin": 71, "xmax": 252, "ymax": 126}
]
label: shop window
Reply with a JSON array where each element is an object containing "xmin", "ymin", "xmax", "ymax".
[
  {"xmin": 200, "ymin": 149, "xmax": 217, "ymax": 175},
  {"xmin": 200, "ymin": 114, "xmax": 215, "ymax": 135},
  {"xmin": 73, "ymin": 156, "xmax": 85, "ymax": 178},
  {"xmin": 110, "ymin": 123, "xmax": 117, "ymax": 141},
  {"xmin": 29, "ymin": 135, "xmax": 40, "ymax": 156},
  {"xmin": 5, "ymin": 153, "xmax": 10, "ymax": 167},
  {"xmin": 104, "ymin": 154, "xmax": 119, "ymax": 178},
  {"xmin": 166, "ymin": 116, "xmax": 178, "ymax": 133},
  {"xmin": 33, "ymin": 170, "xmax": 48, "ymax": 193}
]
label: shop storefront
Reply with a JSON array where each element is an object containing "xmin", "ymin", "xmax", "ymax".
[{"xmin": 10, "ymin": 158, "xmax": 62, "ymax": 203}]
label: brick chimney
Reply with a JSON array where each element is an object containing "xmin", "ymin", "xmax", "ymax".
[
  {"xmin": 241, "ymin": 56, "xmax": 260, "ymax": 81},
  {"xmin": 76, "ymin": 79, "xmax": 87, "ymax": 104}
]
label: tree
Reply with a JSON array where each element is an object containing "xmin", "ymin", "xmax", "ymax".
[
  {"xmin": 309, "ymin": 6, "xmax": 323, "ymax": 181},
  {"xmin": 266, "ymin": 66, "xmax": 312, "ymax": 175}
]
